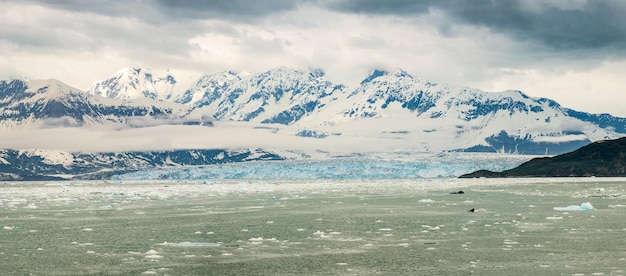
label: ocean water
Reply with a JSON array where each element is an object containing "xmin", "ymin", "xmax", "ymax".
[{"xmin": 1, "ymin": 178, "xmax": 625, "ymax": 275}]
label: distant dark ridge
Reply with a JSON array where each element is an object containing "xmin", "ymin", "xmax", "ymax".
[
  {"xmin": 0, "ymin": 148, "xmax": 284, "ymax": 181},
  {"xmin": 460, "ymin": 136, "xmax": 626, "ymax": 178}
]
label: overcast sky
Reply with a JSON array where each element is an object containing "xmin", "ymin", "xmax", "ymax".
[{"xmin": 1, "ymin": 0, "xmax": 625, "ymax": 116}]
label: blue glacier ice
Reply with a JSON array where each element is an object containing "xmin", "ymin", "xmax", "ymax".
[
  {"xmin": 553, "ymin": 202, "xmax": 595, "ymax": 211},
  {"xmin": 111, "ymin": 153, "xmax": 533, "ymax": 180}
]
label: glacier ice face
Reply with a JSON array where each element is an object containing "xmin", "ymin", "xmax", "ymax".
[{"xmin": 112, "ymin": 153, "xmax": 532, "ymax": 180}]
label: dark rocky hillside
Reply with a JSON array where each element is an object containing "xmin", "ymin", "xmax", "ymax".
[
  {"xmin": 0, "ymin": 149, "xmax": 284, "ymax": 181},
  {"xmin": 460, "ymin": 136, "xmax": 626, "ymax": 178}
]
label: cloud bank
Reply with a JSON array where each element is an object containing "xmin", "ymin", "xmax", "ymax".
[{"xmin": 0, "ymin": 0, "xmax": 625, "ymax": 116}]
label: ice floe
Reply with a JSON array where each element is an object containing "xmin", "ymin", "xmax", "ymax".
[
  {"xmin": 159, "ymin": 242, "xmax": 220, "ymax": 247},
  {"xmin": 553, "ymin": 202, "xmax": 594, "ymax": 211}
]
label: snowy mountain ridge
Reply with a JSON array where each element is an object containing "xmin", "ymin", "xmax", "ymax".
[
  {"xmin": 1, "ymin": 66, "xmax": 626, "ymax": 180},
  {"xmin": 87, "ymin": 68, "xmax": 176, "ymax": 101},
  {"xmin": 1, "ymin": 66, "xmax": 626, "ymax": 156},
  {"xmin": 175, "ymin": 67, "xmax": 346, "ymax": 125},
  {"xmin": 0, "ymin": 78, "xmax": 209, "ymax": 128}
]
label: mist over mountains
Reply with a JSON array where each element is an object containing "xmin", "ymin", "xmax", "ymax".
[{"xmin": 1, "ymin": 66, "xmax": 625, "ymax": 180}]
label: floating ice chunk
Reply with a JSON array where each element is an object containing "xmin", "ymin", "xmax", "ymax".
[
  {"xmin": 159, "ymin": 242, "xmax": 220, "ymax": 247},
  {"xmin": 553, "ymin": 202, "xmax": 595, "ymax": 211},
  {"xmin": 145, "ymin": 249, "xmax": 163, "ymax": 259}
]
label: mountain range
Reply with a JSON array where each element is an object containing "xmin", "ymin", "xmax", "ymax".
[
  {"xmin": 1, "ymin": 66, "xmax": 625, "ymax": 180},
  {"xmin": 85, "ymin": 66, "xmax": 625, "ymax": 153}
]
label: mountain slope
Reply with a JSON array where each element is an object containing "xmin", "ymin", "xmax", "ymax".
[
  {"xmin": 460, "ymin": 136, "xmax": 626, "ymax": 177},
  {"xmin": 165, "ymin": 67, "xmax": 625, "ymax": 154},
  {"xmin": 2, "ymin": 67, "xmax": 625, "ymax": 156},
  {"xmin": 295, "ymin": 69, "xmax": 622, "ymax": 154},
  {"xmin": 87, "ymin": 68, "xmax": 176, "ymax": 101},
  {"xmin": 177, "ymin": 67, "xmax": 346, "ymax": 125},
  {"xmin": 0, "ymin": 78, "xmax": 209, "ymax": 128}
]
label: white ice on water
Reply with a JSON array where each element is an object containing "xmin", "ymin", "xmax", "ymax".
[
  {"xmin": 553, "ymin": 202, "xmax": 595, "ymax": 211},
  {"xmin": 112, "ymin": 153, "xmax": 532, "ymax": 180}
]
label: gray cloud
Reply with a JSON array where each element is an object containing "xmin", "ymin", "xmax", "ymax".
[
  {"xmin": 12, "ymin": 0, "xmax": 626, "ymax": 52},
  {"xmin": 1, "ymin": 1, "xmax": 203, "ymax": 59},
  {"xmin": 151, "ymin": 0, "xmax": 309, "ymax": 21},
  {"xmin": 326, "ymin": 0, "xmax": 626, "ymax": 51},
  {"xmin": 17, "ymin": 0, "xmax": 626, "ymax": 52},
  {"xmin": 1, "ymin": 0, "xmax": 624, "ymax": 117},
  {"xmin": 16, "ymin": 0, "xmax": 310, "ymax": 23}
]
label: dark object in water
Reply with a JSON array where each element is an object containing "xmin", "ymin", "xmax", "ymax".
[
  {"xmin": 450, "ymin": 190, "xmax": 465, "ymax": 194},
  {"xmin": 468, "ymin": 208, "xmax": 475, "ymax": 212}
]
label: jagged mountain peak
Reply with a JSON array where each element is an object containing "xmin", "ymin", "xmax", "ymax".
[
  {"xmin": 28, "ymin": 79, "xmax": 83, "ymax": 94},
  {"xmin": 173, "ymin": 70, "xmax": 243, "ymax": 105},
  {"xmin": 360, "ymin": 69, "xmax": 387, "ymax": 84},
  {"xmin": 391, "ymin": 68, "xmax": 411, "ymax": 78},
  {"xmin": 0, "ymin": 77, "xmax": 202, "ymax": 128},
  {"xmin": 360, "ymin": 68, "xmax": 413, "ymax": 85},
  {"xmin": 175, "ymin": 66, "xmax": 347, "ymax": 124},
  {"xmin": 309, "ymin": 67, "xmax": 325, "ymax": 78},
  {"xmin": 256, "ymin": 66, "xmax": 324, "ymax": 81},
  {"xmin": 87, "ymin": 67, "xmax": 176, "ymax": 101}
]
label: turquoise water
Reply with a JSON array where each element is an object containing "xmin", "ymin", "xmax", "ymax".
[{"xmin": 1, "ymin": 178, "xmax": 625, "ymax": 275}]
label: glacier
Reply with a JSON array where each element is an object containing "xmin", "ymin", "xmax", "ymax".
[{"xmin": 111, "ymin": 153, "xmax": 533, "ymax": 180}]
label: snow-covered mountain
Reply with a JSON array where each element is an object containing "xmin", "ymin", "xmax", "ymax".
[
  {"xmin": 176, "ymin": 67, "xmax": 346, "ymax": 124},
  {"xmin": 0, "ymin": 78, "xmax": 209, "ymax": 128},
  {"xmin": 166, "ymin": 67, "xmax": 624, "ymax": 153},
  {"xmin": 1, "ymin": 66, "xmax": 626, "ymax": 179},
  {"xmin": 87, "ymin": 68, "xmax": 176, "ymax": 101},
  {"xmin": 289, "ymin": 68, "xmax": 623, "ymax": 154},
  {"xmin": 3, "ymin": 66, "xmax": 626, "ymax": 155}
]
